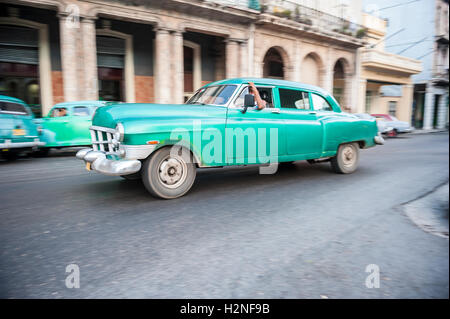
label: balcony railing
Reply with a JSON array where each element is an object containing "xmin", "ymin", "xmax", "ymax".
[
  {"xmin": 205, "ymin": 0, "xmax": 367, "ymax": 39},
  {"xmin": 362, "ymin": 48, "xmax": 422, "ymax": 74}
]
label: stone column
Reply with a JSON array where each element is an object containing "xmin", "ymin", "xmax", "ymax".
[
  {"xmin": 323, "ymin": 47, "xmax": 334, "ymax": 93},
  {"xmin": 293, "ymin": 39, "xmax": 301, "ymax": 82},
  {"xmin": 357, "ymin": 79, "xmax": 367, "ymax": 114},
  {"xmin": 344, "ymin": 73, "xmax": 354, "ymax": 112},
  {"xmin": 225, "ymin": 39, "xmax": 240, "ymax": 79},
  {"xmin": 248, "ymin": 24, "xmax": 255, "ymax": 77},
  {"xmin": 154, "ymin": 27, "xmax": 172, "ymax": 104},
  {"xmin": 352, "ymin": 48, "xmax": 362, "ymax": 113},
  {"xmin": 398, "ymin": 84, "xmax": 414, "ymax": 124},
  {"xmin": 81, "ymin": 16, "xmax": 98, "ymax": 100},
  {"xmin": 239, "ymin": 40, "xmax": 248, "ymax": 77},
  {"xmin": 423, "ymin": 82, "xmax": 435, "ymax": 130},
  {"xmin": 436, "ymin": 92, "xmax": 448, "ymax": 129},
  {"xmin": 59, "ymin": 13, "xmax": 79, "ymax": 101},
  {"xmin": 172, "ymin": 30, "xmax": 184, "ymax": 104}
]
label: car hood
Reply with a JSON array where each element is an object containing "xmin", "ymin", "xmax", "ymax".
[{"xmin": 92, "ymin": 103, "xmax": 210, "ymax": 128}]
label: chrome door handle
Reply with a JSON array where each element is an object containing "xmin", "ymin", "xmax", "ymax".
[
  {"xmin": 309, "ymin": 111, "xmax": 317, "ymax": 115},
  {"xmin": 272, "ymin": 109, "xmax": 281, "ymax": 114}
]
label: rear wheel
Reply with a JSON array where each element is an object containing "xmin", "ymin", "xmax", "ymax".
[
  {"xmin": 142, "ymin": 146, "xmax": 196, "ymax": 199},
  {"xmin": 330, "ymin": 142, "xmax": 359, "ymax": 174},
  {"xmin": 388, "ymin": 129, "xmax": 398, "ymax": 137}
]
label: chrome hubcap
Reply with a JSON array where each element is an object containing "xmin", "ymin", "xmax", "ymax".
[
  {"xmin": 158, "ymin": 156, "xmax": 187, "ymax": 189},
  {"xmin": 341, "ymin": 145, "xmax": 356, "ymax": 168}
]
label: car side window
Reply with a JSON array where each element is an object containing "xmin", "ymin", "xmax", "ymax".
[
  {"xmin": 0, "ymin": 102, "xmax": 29, "ymax": 115},
  {"xmin": 278, "ymin": 88, "xmax": 310, "ymax": 110},
  {"xmin": 311, "ymin": 93, "xmax": 333, "ymax": 111},
  {"xmin": 73, "ymin": 106, "xmax": 90, "ymax": 116},
  {"xmin": 50, "ymin": 107, "xmax": 68, "ymax": 117},
  {"xmin": 233, "ymin": 86, "xmax": 274, "ymax": 108}
]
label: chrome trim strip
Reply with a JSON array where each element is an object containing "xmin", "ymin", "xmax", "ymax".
[
  {"xmin": 0, "ymin": 110, "xmax": 29, "ymax": 115},
  {"xmin": 90, "ymin": 125, "xmax": 116, "ymax": 133},
  {"xmin": 0, "ymin": 139, "xmax": 45, "ymax": 149}
]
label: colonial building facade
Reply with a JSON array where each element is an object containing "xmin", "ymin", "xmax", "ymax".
[
  {"xmin": 367, "ymin": 0, "xmax": 449, "ymax": 129},
  {"xmin": 0, "ymin": 0, "xmax": 421, "ymax": 124},
  {"xmin": 357, "ymin": 12, "xmax": 422, "ymax": 123}
]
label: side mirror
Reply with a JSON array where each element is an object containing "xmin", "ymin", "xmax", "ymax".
[{"xmin": 242, "ymin": 94, "xmax": 255, "ymax": 113}]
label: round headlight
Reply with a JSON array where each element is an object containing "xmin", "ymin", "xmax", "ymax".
[{"xmin": 115, "ymin": 123, "xmax": 124, "ymax": 142}]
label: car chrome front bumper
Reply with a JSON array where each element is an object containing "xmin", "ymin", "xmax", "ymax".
[
  {"xmin": 374, "ymin": 133, "xmax": 385, "ymax": 145},
  {"xmin": 76, "ymin": 148, "xmax": 141, "ymax": 176},
  {"xmin": 0, "ymin": 138, "xmax": 45, "ymax": 149}
]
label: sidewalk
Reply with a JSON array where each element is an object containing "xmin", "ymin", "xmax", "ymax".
[
  {"xmin": 410, "ymin": 128, "xmax": 449, "ymax": 135},
  {"xmin": 403, "ymin": 182, "xmax": 449, "ymax": 239}
]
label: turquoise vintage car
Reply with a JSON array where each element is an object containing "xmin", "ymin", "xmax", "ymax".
[
  {"xmin": 76, "ymin": 78, "xmax": 384, "ymax": 199},
  {"xmin": 36, "ymin": 101, "xmax": 109, "ymax": 154},
  {"xmin": 0, "ymin": 95, "xmax": 44, "ymax": 160}
]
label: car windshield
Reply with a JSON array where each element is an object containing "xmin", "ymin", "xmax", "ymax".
[{"xmin": 186, "ymin": 85, "xmax": 237, "ymax": 105}]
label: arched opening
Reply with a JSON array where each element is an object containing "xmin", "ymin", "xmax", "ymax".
[
  {"xmin": 302, "ymin": 53, "xmax": 321, "ymax": 86},
  {"xmin": 333, "ymin": 59, "xmax": 346, "ymax": 106},
  {"xmin": 0, "ymin": 15, "xmax": 54, "ymax": 116},
  {"xmin": 0, "ymin": 24, "xmax": 40, "ymax": 107},
  {"xmin": 263, "ymin": 47, "xmax": 284, "ymax": 79}
]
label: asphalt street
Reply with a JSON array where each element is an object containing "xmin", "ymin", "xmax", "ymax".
[{"xmin": 0, "ymin": 133, "xmax": 448, "ymax": 298}]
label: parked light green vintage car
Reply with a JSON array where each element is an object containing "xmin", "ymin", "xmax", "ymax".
[
  {"xmin": 0, "ymin": 95, "xmax": 44, "ymax": 160},
  {"xmin": 36, "ymin": 101, "xmax": 109, "ymax": 154},
  {"xmin": 77, "ymin": 78, "xmax": 384, "ymax": 199}
]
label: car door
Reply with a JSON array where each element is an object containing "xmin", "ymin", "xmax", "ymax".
[
  {"xmin": 43, "ymin": 106, "xmax": 71, "ymax": 146},
  {"xmin": 277, "ymin": 87, "xmax": 323, "ymax": 157},
  {"xmin": 225, "ymin": 85, "xmax": 286, "ymax": 165},
  {"xmin": 70, "ymin": 106, "xmax": 93, "ymax": 145}
]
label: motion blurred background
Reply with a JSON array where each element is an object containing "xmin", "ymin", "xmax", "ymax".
[{"xmin": 0, "ymin": 0, "xmax": 448, "ymax": 128}]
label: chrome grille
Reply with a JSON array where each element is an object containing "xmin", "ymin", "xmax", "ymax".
[{"xmin": 89, "ymin": 126, "xmax": 119, "ymax": 154}]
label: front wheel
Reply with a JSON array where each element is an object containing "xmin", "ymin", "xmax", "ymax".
[
  {"xmin": 142, "ymin": 146, "xmax": 196, "ymax": 199},
  {"xmin": 330, "ymin": 142, "xmax": 359, "ymax": 174}
]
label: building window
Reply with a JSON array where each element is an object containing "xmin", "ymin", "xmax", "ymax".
[
  {"xmin": 97, "ymin": 35, "xmax": 125, "ymax": 102},
  {"xmin": 0, "ymin": 25, "xmax": 40, "ymax": 115},
  {"xmin": 388, "ymin": 101, "xmax": 397, "ymax": 116},
  {"xmin": 365, "ymin": 91, "xmax": 372, "ymax": 113}
]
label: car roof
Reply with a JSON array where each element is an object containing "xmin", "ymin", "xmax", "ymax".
[
  {"xmin": 52, "ymin": 101, "xmax": 109, "ymax": 108},
  {"xmin": 0, "ymin": 95, "xmax": 27, "ymax": 104},
  {"xmin": 203, "ymin": 78, "xmax": 331, "ymax": 97}
]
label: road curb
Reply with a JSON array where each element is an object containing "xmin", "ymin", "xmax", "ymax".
[
  {"xmin": 401, "ymin": 181, "xmax": 449, "ymax": 239},
  {"xmin": 410, "ymin": 129, "xmax": 449, "ymax": 135}
]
